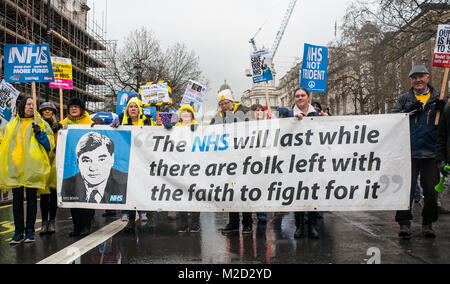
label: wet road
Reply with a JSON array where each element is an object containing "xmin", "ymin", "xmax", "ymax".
[{"xmin": 1, "ymin": 195, "xmax": 450, "ymax": 264}]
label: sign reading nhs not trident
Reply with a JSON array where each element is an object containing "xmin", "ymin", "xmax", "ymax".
[
  {"xmin": 4, "ymin": 44, "xmax": 54, "ymax": 83},
  {"xmin": 300, "ymin": 43, "xmax": 328, "ymax": 94}
]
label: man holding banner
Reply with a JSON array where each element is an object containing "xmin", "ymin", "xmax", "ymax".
[{"xmin": 392, "ymin": 65, "xmax": 446, "ymax": 239}]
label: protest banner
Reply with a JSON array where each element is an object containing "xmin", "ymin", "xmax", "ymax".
[
  {"xmin": 117, "ymin": 91, "xmax": 139, "ymax": 115},
  {"xmin": 433, "ymin": 24, "xmax": 450, "ymax": 125},
  {"xmin": 4, "ymin": 44, "xmax": 54, "ymax": 83},
  {"xmin": 251, "ymin": 49, "xmax": 274, "ymax": 84},
  {"xmin": 4, "ymin": 43, "xmax": 54, "ymax": 123},
  {"xmin": 49, "ymin": 57, "xmax": 73, "ymax": 120},
  {"xmin": 433, "ymin": 24, "xmax": 450, "ymax": 68},
  {"xmin": 49, "ymin": 57, "xmax": 73, "ymax": 90},
  {"xmin": 140, "ymin": 81, "xmax": 173, "ymax": 106},
  {"xmin": 180, "ymin": 80, "xmax": 207, "ymax": 112},
  {"xmin": 251, "ymin": 49, "xmax": 274, "ymax": 111},
  {"xmin": 300, "ymin": 43, "xmax": 329, "ymax": 94},
  {"xmin": 0, "ymin": 80, "xmax": 20, "ymax": 129},
  {"xmin": 56, "ymin": 114, "xmax": 411, "ymax": 212}
]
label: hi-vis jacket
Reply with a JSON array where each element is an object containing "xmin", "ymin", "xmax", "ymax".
[{"xmin": 0, "ymin": 115, "xmax": 55, "ymax": 192}]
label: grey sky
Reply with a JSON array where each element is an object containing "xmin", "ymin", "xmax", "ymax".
[{"xmin": 88, "ymin": 0, "xmax": 352, "ymax": 112}]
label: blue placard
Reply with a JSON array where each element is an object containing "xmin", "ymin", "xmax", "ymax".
[
  {"xmin": 300, "ymin": 43, "xmax": 328, "ymax": 94},
  {"xmin": 4, "ymin": 44, "xmax": 54, "ymax": 83},
  {"xmin": 142, "ymin": 106, "xmax": 157, "ymax": 121},
  {"xmin": 62, "ymin": 129, "xmax": 131, "ymax": 180},
  {"xmin": 117, "ymin": 91, "xmax": 139, "ymax": 114}
]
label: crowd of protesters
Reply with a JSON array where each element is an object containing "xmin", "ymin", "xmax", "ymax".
[{"xmin": 0, "ymin": 65, "xmax": 449, "ymax": 246}]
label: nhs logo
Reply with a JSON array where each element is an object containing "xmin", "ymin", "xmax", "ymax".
[
  {"xmin": 110, "ymin": 195, "xmax": 124, "ymax": 203},
  {"xmin": 4, "ymin": 44, "xmax": 54, "ymax": 83},
  {"xmin": 8, "ymin": 45, "xmax": 50, "ymax": 64}
]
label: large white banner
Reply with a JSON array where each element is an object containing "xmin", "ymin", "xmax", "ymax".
[{"xmin": 56, "ymin": 114, "xmax": 412, "ymax": 212}]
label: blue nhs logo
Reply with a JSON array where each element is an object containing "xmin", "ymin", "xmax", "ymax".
[{"xmin": 110, "ymin": 195, "xmax": 124, "ymax": 203}]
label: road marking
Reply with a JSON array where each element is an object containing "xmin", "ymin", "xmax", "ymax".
[{"xmin": 37, "ymin": 219, "xmax": 127, "ymax": 264}]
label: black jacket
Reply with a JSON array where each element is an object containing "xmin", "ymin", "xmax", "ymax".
[
  {"xmin": 392, "ymin": 85, "xmax": 445, "ymax": 159},
  {"xmin": 436, "ymin": 103, "xmax": 450, "ymax": 163},
  {"xmin": 61, "ymin": 168, "xmax": 128, "ymax": 204}
]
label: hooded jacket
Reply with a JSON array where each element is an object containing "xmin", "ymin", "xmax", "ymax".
[
  {"xmin": 121, "ymin": 97, "xmax": 154, "ymax": 126},
  {"xmin": 0, "ymin": 114, "xmax": 55, "ymax": 192}
]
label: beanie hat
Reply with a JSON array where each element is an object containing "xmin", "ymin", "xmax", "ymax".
[
  {"xmin": 67, "ymin": 97, "xmax": 86, "ymax": 111},
  {"xmin": 218, "ymin": 89, "xmax": 235, "ymax": 102},
  {"xmin": 178, "ymin": 104, "xmax": 195, "ymax": 119}
]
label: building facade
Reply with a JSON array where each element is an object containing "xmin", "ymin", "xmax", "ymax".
[{"xmin": 0, "ymin": 0, "xmax": 109, "ymax": 114}]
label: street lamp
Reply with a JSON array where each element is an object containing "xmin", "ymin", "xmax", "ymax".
[{"xmin": 134, "ymin": 60, "xmax": 143, "ymax": 93}]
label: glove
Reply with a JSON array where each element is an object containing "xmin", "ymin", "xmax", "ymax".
[
  {"xmin": 435, "ymin": 100, "xmax": 446, "ymax": 113},
  {"xmin": 438, "ymin": 161, "xmax": 449, "ymax": 177},
  {"xmin": 405, "ymin": 101, "xmax": 423, "ymax": 113},
  {"xmin": 52, "ymin": 122, "xmax": 63, "ymax": 133},
  {"xmin": 190, "ymin": 124, "xmax": 198, "ymax": 132},
  {"xmin": 35, "ymin": 131, "xmax": 51, "ymax": 152},
  {"xmin": 32, "ymin": 123, "xmax": 41, "ymax": 136},
  {"xmin": 110, "ymin": 117, "xmax": 120, "ymax": 128},
  {"xmin": 164, "ymin": 123, "xmax": 174, "ymax": 130}
]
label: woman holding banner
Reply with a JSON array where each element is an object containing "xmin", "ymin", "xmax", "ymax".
[
  {"xmin": 112, "ymin": 97, "xmax": 155, "ymax": 228},
  {"xmin": 174, "ymin": 105, "xmax": 201, "ymax": 233},
  {"xmin": 38, "ymin": 102, "xmax": 59, "ymax": 235},
  {"xmin": 290, "ymin": 87, "xmax": 328, "ymax": 239},
  {"xmin": 0, "ymin": 96, "xmax": 54, "ymax": 245}
]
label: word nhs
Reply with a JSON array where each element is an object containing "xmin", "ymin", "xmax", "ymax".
[
  {"xmin": 8, "ymin": 46, "xmax": 50, "ymax": 64},
  {"xmin": 192, "ymin": 134, "xmax": 229, "ymax": 152}
]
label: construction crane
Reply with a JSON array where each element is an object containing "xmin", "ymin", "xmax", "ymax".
[{"xmin": 249, "ymin": 0, "xmax": 298, "ymax": 60}]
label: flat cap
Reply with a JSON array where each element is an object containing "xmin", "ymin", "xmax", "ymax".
[{"xmin": 409, "ymin": 65, "xmax": 430, "ymax": 77}]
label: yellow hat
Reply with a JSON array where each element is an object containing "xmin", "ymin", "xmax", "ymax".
[{"xmin": 178, "ymin": 104, "xmax": 195, "ymax": 118}]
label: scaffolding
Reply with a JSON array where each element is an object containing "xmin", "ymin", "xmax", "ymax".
[{"xmin": 0, "ymin": 0, "xmax": 111, "ymax": 114}]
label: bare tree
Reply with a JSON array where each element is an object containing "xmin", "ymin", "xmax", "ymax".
[
  {"xmin": 327, "ymin": 3, "xmax": 384, "ymax": 115},
  {"xmin": 102, "ymin": 27, "xmax": 206, "ymax": 111}
]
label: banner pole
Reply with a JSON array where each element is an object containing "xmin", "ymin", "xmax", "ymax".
[
  {"xmin": 32, "ymin": 82, "xmax": 38, "ymax": 124},
  {"xmin": 435, "ymin": 67, "xmax": 449, "ymax": 125},
  {"xmin": 59, "ymin": 88, "xmax": 64, "ymax": 121},
  {"xmin": 264, "ymin": 81, "xmax": 272, "ymax": 119}
]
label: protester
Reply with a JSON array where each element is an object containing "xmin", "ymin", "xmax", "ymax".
[
  {"xmin": 392, "ymin": 65, "xmax": 446, "ymax": 239},
  {"xmin": 290, "ymin": 87, "xmax": 328, "ymax": 239},
  {"xmin": 250, "ymin": 103, "xmax": 268, "ymax": 224},
  {"xmin": 211, "ymin": 89, "xmax": 253, "ymax": 234},
  {"xmin": 0, "ymin": 96, "xmax": 54, "ymax": 245},
  {"xmin": 173, "ymin": 105, "xmax": 200, "ymax": 233},
  {"xmin": 436, "ymin": 93, "xmax": 450, "ymax": 215},
  {"xmin": 38, "ymin": 102, "xmax": 58, "ymax": 235},
  {"xmin": 112, "ymin": 97, "xmax": 155, "ymax": 228},
  {"xmin": 210, "ymin": 89, "xmax": 250, "ymax": 125},
  {"xmin": 56, "ymin": 97, "xmax": 97, "ymax": 237}
]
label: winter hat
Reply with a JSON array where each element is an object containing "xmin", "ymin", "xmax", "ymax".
[
  {"xmin": 409, "ymin": 65, "xmax": 430, "ymax": 78},
  {"xmin": 178, "ymin": 105, "xmax": 195, "ymax": 119},
  {"xmin": 67, "ymin": 97, "xmax": 86, "ymax": 112},
  {"xmin": 218, "ymin": 89, "xmax": 235, "ymax": 102},
  {"xmin": 39, "ymin": 102, "xmax": 57, "ymax": 114}
]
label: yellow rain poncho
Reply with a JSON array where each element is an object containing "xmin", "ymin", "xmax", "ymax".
[
  {"xmin": 0, "ymin": 115, "xmax": 55, "ymax": 193},
  {"xmin": 47, "ymin": 145, "xmax": 57, "ymax": 190},
  {"xmin": 60, "ymin": 111, "xmax": 94, "ymax": 126}
]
